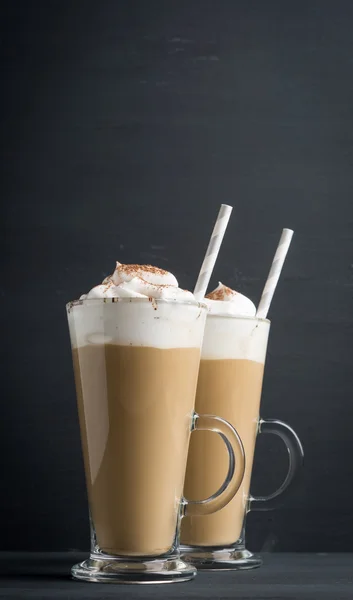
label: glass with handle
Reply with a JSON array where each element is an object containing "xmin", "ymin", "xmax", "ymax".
[
  {"xmin": 67, "ymin": 297, "xmax": 245, "ymax": 583},
  {"xmin": 181, "ymin": 314, "xmax": 304, "ymax": 570}
]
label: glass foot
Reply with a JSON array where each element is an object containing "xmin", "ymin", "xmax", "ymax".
[
  {"xmin": 71, "ymin": 554, "xmax": 197, "ymax": 584},
  {"xmin": 181, "ymin": 546, "xmax": 262, "ymax": 571}
]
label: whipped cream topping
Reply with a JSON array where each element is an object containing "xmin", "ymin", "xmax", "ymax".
[
  {"xmin": 81, "ymin": 262, "xmax": 196, "ymax": 303},
  {"xmin": 204, "ymin": 282, "xmax": 256, "ymax": 317}
]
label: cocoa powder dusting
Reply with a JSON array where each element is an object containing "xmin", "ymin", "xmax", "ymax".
[
  {"xmin": 118, "ymin": 264, "xmax": 169, "ymax": 277},
  {"xmin": 206, "ymin": 285, "xmax": 236, "ymax": 300},
  {"xmin": 103, "ymin": 278, "xmax": 114, "ymax": 292}
]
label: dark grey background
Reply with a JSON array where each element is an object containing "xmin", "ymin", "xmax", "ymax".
[{"xmin": 1, "ymin": 0, "xmax": 353, "ymax": 552}]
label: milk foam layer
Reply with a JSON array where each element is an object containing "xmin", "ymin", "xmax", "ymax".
[
  {"xmin": 69, "ymin": 262, "xmax": 204, "ymax": 349},
  {"xmin": 202, "ymin": 283, "xmax": 269, "ymax": 363},
  {"xmin": 81, "ymin": 262, "xmax": 195, "ymax": 303},
  {"xmin": 67, "ymin": 298, "xmax": 207, "ymax": 350},
  {"xmin": 201, "ymin": 315, "xmax": 269, "ymax": 363},
  {"xmin": 205, "ymin": 283, "xmax": 256, "ymax": 317}
]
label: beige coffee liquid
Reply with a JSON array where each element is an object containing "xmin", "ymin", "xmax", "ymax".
[
  {"xmin": 72, "ymin": 344, "xmax": 200, "ymax": 556},
  {"xmin": 181, "ymin": 358, "xmax": 264, "ymax": 546}
]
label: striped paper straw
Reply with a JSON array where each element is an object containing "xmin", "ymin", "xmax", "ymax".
[
  {"xmin": 256, "ymin": 228, "xmax": 294, "ymax": 319},
  {"xmin": 193, "ymin": 204, "xmax": 233, "ymax": 301}
]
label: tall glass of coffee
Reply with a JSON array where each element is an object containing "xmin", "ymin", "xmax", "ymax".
[
  {"xmin": 66, "ymin": 265, "xmax": 245, "ymax": 583},
  {"xmin": 181, "ymin": 284, "xmax": 304, "ymax": 570}
]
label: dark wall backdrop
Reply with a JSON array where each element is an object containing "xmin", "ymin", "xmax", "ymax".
[{"xmin": 1, "ymin": 0, "xmax": 353, "ymax": 552}]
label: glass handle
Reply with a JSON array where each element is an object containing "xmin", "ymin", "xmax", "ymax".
[
  {"xmin": 183, "ymin": 413, "xmax": 245, "ymax": 517},
  {"xmin": 249, "ymin": 418, "xmax": 304, "ymax": 511}
]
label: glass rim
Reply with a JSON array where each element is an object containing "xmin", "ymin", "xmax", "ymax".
[
  {"xmin": 66, "ymin": 296, "xmax": 208, "ymax": 311},
  {"xmin": 206, "ymin": 312, "xmax": 271, "ymax": 325}
]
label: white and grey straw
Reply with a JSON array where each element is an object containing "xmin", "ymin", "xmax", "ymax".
[
  {"xmin": 193, "ymin": 204, "xmax": 233, "ymax": 301},
  {"xmin": 256, "ymin": 228, "xmax": 294, "ymax": 319}
]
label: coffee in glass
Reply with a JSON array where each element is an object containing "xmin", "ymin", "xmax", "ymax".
[
  {"xmin": 67, "ymin": 265, "xmax": 246, "ymax": 583},
  {"xmin": 181, "ymin": 284, "xmax": 304, "ymax": 570}
]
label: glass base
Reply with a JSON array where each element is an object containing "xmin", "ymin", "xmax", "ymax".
[
  {"xmin": 71, "ymin": 554, "xmax": 197, "ymax": 584},
  {"xmin": 181, "ymin": 546, "xmax": 262, "ymax": 571}
]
